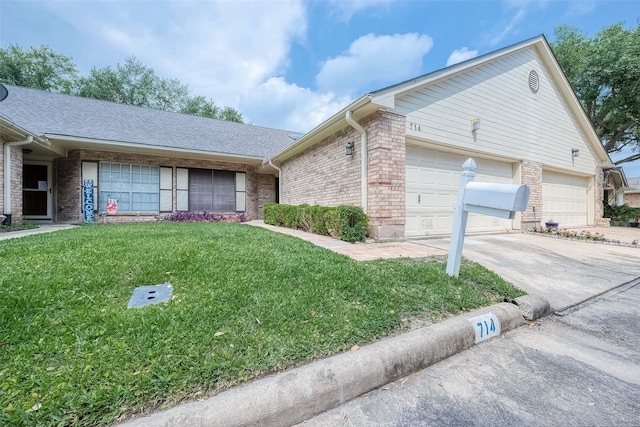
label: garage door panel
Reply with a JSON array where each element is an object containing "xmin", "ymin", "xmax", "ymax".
[
  {"xmin": 542, "ymin": 171, "xmax": 588, "ymax": 227},
  {"xmin": 405, "ymin": 145, "xmax": 514, "ymax": 237}
]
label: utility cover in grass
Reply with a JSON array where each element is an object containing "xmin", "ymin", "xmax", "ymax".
[{"xmin": 128, "ymin": 283, "xmax": 172, "ymax": 308}]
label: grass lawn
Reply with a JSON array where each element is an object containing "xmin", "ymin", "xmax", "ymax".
[{"xmin": 0, "ymin": 222, "xmax": 525, "ymax": 426}]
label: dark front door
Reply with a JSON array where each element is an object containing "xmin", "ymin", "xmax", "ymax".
[{"xmin": 23, "ymin": 163, "xmax": 51, "ymax": 217}]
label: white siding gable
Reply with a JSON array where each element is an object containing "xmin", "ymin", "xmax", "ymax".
[{"xmin": 393, "ymin": 47, "xmax": 599, "ymax": 175}]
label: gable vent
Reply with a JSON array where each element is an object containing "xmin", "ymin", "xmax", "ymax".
[{"xmin": 528, "ymin": 70, "xmax": 540, "ymax": 94}]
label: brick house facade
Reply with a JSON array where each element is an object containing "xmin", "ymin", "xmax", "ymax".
[
  {"xmin": 272, "ymin": 35, "xmax": 614, "ymax": 239},
  {"xmin": 0, "ymin": 36, "xmax": 622, "ymax": 237}
]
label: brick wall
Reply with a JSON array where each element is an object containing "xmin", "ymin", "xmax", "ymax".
[
  {"xmin": 366, "ymin": 111, "xmax": 406, "ymax": 239},
  {"xmin": 594, "ymin": 166, "xmax": 604, "ymax": 220},
  {"xmin": 56, "ymin": 150, "xmax": 273, "ymax": 223},
  {"xmin": 257, "ymin": 174, "xmax": 276, "ymax": 217},
  {"xmin": 282, "ymin": 127, "xmax": 362, "ymax": 207},
  {"xmin": 520, "ymin": 160, "xmax": 542, "ymax": 229},
  {"xmin": 9, "ymin": 145, "xmax": 23, "ymax": 224},
  {"xmin": 625, "ymin": 193, "xmax": 640, "ymax": 209},
  {"xmin": 281, "ymin": 110, "xmax": 407, "ymax": 239}
]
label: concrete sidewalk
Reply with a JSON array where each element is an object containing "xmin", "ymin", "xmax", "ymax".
[{"xmin": 0, "ymin": 223, "xmax": 77, "ymax": 240}]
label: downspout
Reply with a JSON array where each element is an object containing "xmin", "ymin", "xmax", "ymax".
[
  {"xmin": 4, "ymin": 136, "xmax": 33, "ymax": 222},
  {"xmin": 345, "ymin": 110, "xmax": 367, "ymax": 212},
  {"xmin": 268, "ymin": 160, "xmax": 282, "ymax": 204}
]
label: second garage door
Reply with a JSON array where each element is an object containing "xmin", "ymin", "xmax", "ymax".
[
  {"xmin": 406, "ymin": 145, "xmax": 515, "ymax": 237},
  {"xmin": 542, "ymin": 171, "xmax": 588, "ymax": 227}
]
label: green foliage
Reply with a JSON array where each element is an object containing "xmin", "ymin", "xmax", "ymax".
[
  {"xmin": 551, "ymin": 22, "xmax": 640, "ymax": 165},
  {"xmin": 76, "ymin": 57, "xmax": 189, "ymax": 110},
  {"xmin": 338, "ymin": 205, "xmax": 370, "ymax": 243},
  {"xmin": 604, "ymin": 203, "xmax": 640, "ymax": 220},
  {"xmin": 311, "ymin": 205, "xmax": 329, "ymax": 235},
  {"xmin": 0, "ymin": 44, "xmax": 78, "ymax": 93},
  {"xmin": 264, "ymin": 204, "xmax": 368, "ymax": 242},
  {"xmin": 179, "ymin": 96, "xmax": 243, "ymax": 123},
  {"xmin": 1, "ymin": 44, "xmax": 244, "ymax": 123},
  {"xmin": 0, "ymin": 223, "xmax": 524, "ymax": 425},
  {"xmin": 324, "ymin": 208, "xmax": 342, "ymax": 239},
  {"xmin": 283, "ymin": 205, "xmax": 301, "ymax": 228},
  {"xmin": 298, "ymin": 205, "xmax": 314, "ymax": 232}
]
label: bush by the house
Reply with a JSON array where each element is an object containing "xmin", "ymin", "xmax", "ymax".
[
  {"xmin": 164, "ymin": 211, "xmax": 247, "ymax": 222},
  {"xmin": 263, "ymin": 203, "xmax": 369, "ymax": 242}
]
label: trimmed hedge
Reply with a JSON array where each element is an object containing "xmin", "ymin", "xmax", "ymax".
[{"xmin": 263, "ymin": 203, "xmax": 369, "ymax": 242}]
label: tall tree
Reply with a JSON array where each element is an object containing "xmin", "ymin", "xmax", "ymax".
[
  {"xmin": 0, "ymin": 45, "xmax": 78, "ymax": 93},
  {"xmin": 551, "ymin": 22, "xmax": 640, "ymax": 165},
  {"xmin": 76, "ymin": 56, "xmax": 189, "ymax": 109},
  {"xmin": 180, "ymin": 96, "xmax": 243, "ymax": 123}
]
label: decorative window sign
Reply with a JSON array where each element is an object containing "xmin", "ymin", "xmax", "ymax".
[{"xmin": 468, "ymin": 312, "xmax": 501, "ymax": 344}]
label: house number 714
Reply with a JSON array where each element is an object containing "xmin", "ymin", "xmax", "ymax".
[
  {"xmin": 409, "ymin": 122, "xmax": 421, "ymax": 131},
  {"xmin": 468, "ymin": 313, "xmax": 501, "ymax": 343}
]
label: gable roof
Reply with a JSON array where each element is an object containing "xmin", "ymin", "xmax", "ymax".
[
  {"xmin": 0, "ymin": 84, "xmax": 296, "ymax": 161},
  {"xmin": 626, "ymin": 176, "xmax": 640, "ymax": 193},
  {"xmin": 272, "ymin": 35, "xmax": 612, "ymax": 167}
]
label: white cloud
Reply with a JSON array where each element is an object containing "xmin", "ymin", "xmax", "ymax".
[
  {"xmin": 327, "ymin": 0, "xmax": 396, "ymax": 22},
  {"xmin": 446, "ymin": 47, "xmax": 479, "ymax": 67},
  {"xmin": 316, "ymin": 33, "xmax": 434, "ymax": 95},
  {"xmin": 485, "ymin": 9, "xmax": 526, "ymax": 45},
  {"xmin": 239, "ymin": 77, "xmax": 352, "ymax": 132}
]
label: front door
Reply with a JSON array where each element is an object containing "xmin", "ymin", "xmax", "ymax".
[{"xmin": 23, "ymin": 162, "xmax": 52, "ymax": 219}]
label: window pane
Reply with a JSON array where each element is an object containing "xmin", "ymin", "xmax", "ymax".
[
  {"xmin": 213, "ymin": 171, "xmax": 235, "ymax": 211},
  {"xmin": 189, "ymin": 169, "xmax": 213, "ymax": 211},
  {"xmin": 99, "ymin": 162, "xmax": 159, "ymax": 213}
]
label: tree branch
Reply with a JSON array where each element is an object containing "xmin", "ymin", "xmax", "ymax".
[{"xmin": 613, "ymin": 153, "xmax": 640, "ymax": 165}]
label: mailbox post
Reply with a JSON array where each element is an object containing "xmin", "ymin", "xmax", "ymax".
[{"xmin": 446, "ymin": 158, "xmax": 530, "ymax": 276}]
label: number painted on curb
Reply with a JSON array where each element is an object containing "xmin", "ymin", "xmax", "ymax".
[{"xmin": 468, "ymin": 313, "xmax": 501, "ymax": 343}]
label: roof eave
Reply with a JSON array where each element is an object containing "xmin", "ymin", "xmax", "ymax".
[
  {"xmin": 45, "ymin": 134, "xmax": 267, "ymax": 165},
  {"xmin": 271, "ymin": 94, "xmax": 373, "ymax": 162}
]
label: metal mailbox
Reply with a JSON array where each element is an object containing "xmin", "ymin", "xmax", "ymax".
[{"xmin": 463, "ymin": 182, "xmax": 530, "ymax": 219}]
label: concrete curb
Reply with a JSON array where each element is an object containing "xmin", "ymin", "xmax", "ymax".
[{"xmin": 120, "ymin": 301, "xmax": 538, "ymax": 427}]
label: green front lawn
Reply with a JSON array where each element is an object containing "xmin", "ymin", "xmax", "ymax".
[{"xmin": 0, "ymin": 222, "xmax": 524, "ymax": 426}]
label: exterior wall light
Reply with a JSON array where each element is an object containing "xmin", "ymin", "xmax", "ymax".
[
  {"xmin": 572, "ymin": 148, "xmax": 580, "ymax": 158},
  {"xmin": 471, "ymin": 118, "xmax": 481, "ymax": 133},
  {"xmin": 346, "ymin": 141, "xmax": 354, "ymax": 156}
]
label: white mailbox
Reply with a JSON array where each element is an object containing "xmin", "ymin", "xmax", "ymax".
[
  {"xmin": 463, "ymin": 182, "xmax": 530, "ymax": 219},
  {"xmin": 446, "ymin": 158, "xmax": 531, "ymax": 277}
]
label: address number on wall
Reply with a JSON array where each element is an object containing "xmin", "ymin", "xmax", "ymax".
[{"xmin": 468, "ymin": 312, "xmax": 501, "ymax": 344}]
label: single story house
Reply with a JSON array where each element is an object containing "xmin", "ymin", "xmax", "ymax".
[
  {"xmin": 1, "ymin": 35, "xmax": 617, "ymax": 238},
  {"xmin": 0, "ymin": 84, "xmax": 295, "ymax": 225}
]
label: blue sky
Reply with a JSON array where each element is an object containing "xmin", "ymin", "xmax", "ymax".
[{"xmin": 1, "ymin": 0, "xmax": 639, "ymax": 175}]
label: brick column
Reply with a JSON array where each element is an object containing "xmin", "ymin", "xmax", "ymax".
[
  {"xmin": 365, "ymin": 111, "xmax": 406, "ymax": 239},
  {"xmin": 520, "ymin": 160, "xmax": 542, "ymax": 229}
]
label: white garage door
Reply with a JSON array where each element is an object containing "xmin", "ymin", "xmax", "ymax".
[
  {"xmin": 406, "ymin": 145, "xmax": 514, "ymax": 237},
  {"xmin": 542, "ymin": 171, "xmax": 588, "ymax": 227}
]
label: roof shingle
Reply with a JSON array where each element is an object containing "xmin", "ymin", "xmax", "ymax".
[{"xmin": 0, "ymin": 84, "xmax": 296, "ymax": 158}]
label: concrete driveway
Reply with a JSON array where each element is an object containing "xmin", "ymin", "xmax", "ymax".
[{"xmin": 416, "ymin": 232, "xmax": 640, "ymax": 310}]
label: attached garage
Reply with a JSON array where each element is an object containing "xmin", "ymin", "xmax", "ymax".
[
  {"xmin": 274, "ymin": 36, "xmax": 614, "ymax": 240},
  {"xmin": 405, "ymin": 144, "xmax": 515, "ymax": 237},
  {"xmin": 542, "ymin": 171, "xmax": 589, "ymax": 227}
]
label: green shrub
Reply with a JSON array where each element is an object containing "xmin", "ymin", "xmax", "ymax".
[
  {"xmin": 299, "ymin": 205, "xmax": 314, "ymax": 232},
  {"xmin": 324, "ymin": 208, "xmax": 342, "ymax": 239},
  {"xmin": 262, "ymin": 203, "xmax": 369, "ymax": 242},
  {"xmin": 263, "ymin": 203, "xmax": 279, "ymax": 225},
  {"xmin": 311, "ymin": 205, "xmax": 329, "ymax": 235},
  {"xmin": 283, "ymin": 205, "xmax": 301, "ymax": 228},
  {"xmin": 338, "ymin": 205, "xmax": 369, "ymax": 242},
  {"xmin": 604, "ymin": 203, "xmax": 640, "ymax": 220}
]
